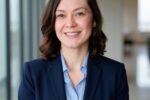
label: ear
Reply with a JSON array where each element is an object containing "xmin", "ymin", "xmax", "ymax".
[{"xmin": 93, "ymin": 21, "xmax": 96, "ymax": 27}]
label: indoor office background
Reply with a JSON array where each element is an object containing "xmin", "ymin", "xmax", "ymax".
[
  {"xmin": 0, "ymin": 0, "xmax": 150, "ymax": 100},
  {"xmin": 0, "ymin": 0, "xmax": 45, "ymax": 100}
]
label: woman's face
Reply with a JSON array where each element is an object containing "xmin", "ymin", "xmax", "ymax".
[{"xmin": 55, "ymin": 0, "xmax": 94, "ymax": 49}]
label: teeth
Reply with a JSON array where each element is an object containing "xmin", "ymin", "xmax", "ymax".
[{"xmin": 65, "ymin": 32, "xmax": 80, "ymax": 37}]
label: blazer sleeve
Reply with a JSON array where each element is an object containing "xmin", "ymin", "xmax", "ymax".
[
  {"xmin": 116, "ymin": 64, "xmax": 129, "ymax": 100},
  {"xmin": 18, "ymin": 62, "xmax": 35, "ymax": 100}
]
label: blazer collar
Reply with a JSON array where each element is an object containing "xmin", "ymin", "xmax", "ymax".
[
  {"xmin": 47, "ymin": 54, "xmax": 67, "ymax": 100},
  {"xmin": 83, "ymin": 55, "xmax": 103, "ymax": 100},
  {"xmin": 47, "ymin": 53, "xmax": 102, "ymax": 100}
]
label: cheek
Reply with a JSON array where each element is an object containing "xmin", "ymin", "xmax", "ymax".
[
  {"xmin": 55, "ymin": 21, "xmax": 63, "ymax": 40},
  {"xmin": 55, "ymin": 20, "xmax": 64, "ymax": 33},
  {"xmin": 83, "ymin": 18, "xmax": 93, "ymax": 38},
  {"xmin": 55, "ymin": 21, "xmax": 60, "ymax": 33},
  {"xmin": 79, "ymin": 17, "xmax": 93, "ymax": 31}
]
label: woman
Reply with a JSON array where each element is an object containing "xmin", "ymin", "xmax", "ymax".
[{"xmin": 18, "ymin": 0, "xmax": 129, "ymax": 100}]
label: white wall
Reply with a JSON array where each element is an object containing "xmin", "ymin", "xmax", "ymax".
[{"xmin": 97, "ymin": 0, "xmax": 123, "ymax": 62}]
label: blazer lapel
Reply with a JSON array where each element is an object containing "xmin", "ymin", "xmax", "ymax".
[
  {"xmin": 83, "ymin": 56, "xmax": 102, "ymax": 100},
  {"xmin": 47, "ymin": 55, "xmax": 66, "ymax": 100}
]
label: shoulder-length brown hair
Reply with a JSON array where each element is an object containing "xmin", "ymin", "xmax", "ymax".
[{"xmin": 40, "ymin": 0, "xmax": 107, "ymax": 59}]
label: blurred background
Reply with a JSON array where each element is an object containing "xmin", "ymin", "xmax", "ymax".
[{"xmin": 0, "ymin": 0, "xmax": 150, "ymax": 100}]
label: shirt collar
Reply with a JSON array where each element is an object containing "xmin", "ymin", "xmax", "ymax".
[{"xmin": 60, "ymin": 51, "xmax": 89, "ymax": 73}]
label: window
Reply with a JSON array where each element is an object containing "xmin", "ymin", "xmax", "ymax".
[
  {"xmin": 0, "ymin": 0, "xmax": 7, "ymax": 100},
  {"xmin": 0, "ymin": 0, "xmax": 45, "ymax": 100},
  {"xmin": 138, "ymin": 0, "xmax": 150, "ymax": 32}
]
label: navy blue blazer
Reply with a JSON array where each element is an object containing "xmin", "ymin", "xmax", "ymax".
[{"xmin": 18, "ymin": 54, "xmax": 129, "ymax": 100}]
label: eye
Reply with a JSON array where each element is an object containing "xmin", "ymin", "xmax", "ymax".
[
  {"xmin": 56, "ymin": 14, "xmax": 65, "ymax": 19},
  {"xmin": 76, "ymin": 12, "xmax": 85, "ymax": 17}
]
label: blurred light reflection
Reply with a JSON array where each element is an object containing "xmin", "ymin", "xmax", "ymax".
[{"xmin": 137, "ymin": 49, "xmax": 150, "ymax": 88}]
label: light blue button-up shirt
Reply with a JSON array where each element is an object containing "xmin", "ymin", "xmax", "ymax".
[{"xmin": 61, "ymin": 53, "xmax": 88, "ymax": 100}]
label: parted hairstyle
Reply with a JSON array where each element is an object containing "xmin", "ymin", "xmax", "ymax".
[{"xmin": 40, "ymin": 0, "xmax": 107, "ymax": 59}]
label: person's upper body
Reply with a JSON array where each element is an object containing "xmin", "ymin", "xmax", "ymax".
[
  {"xmin": 18, "ymin": 0, "xmax": 129, "ymax": 99},
  {"xmin": 18, "ymin": 53, "xmax": 129, "ymax": 100}
]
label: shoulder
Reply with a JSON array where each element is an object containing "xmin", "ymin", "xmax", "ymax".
[
  {"xmin": 94, "ymin": 54, "xmax": 125, "ymax": 72},
  {"xmin": 94, "ymin": 54, "xmax": 124, "ymax": 66},
  {"xmin": 93, "ymin": 55, "xmax": 128, "ymax": 85},
  {"xmin": 24, "ymin": 58, "xmax": 49, "ymax": 67},
  {"xmin": 95, "ymin": 55, "xmax": 129, "ymax": 98},
  {"xmin": 99, "ymin": 55, "xmax": 124, "ymax": 66},
  {"xmin": 22, "ymin": 58, "xmax": 51, "ymax": 76},
  {"xmin": 24, "ymin": 58, "xmax": 49, "ymax": 68}
]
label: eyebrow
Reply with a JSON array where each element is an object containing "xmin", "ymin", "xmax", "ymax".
[
  {"xmin": 56, "ymin": 7, "xmax": 87, "ymax": 12},
  {"xmin": 74, "ymin": 7, "xmax": 87, "ymax": 11}
]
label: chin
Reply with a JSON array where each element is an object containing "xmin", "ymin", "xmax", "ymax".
[
  {"xmin": 62, "ymin": 43, "xmax": 81, "ymax": 49},
  {"xmin": 67, "ymin": 45, "xmax": 80, "ymax": 49}
]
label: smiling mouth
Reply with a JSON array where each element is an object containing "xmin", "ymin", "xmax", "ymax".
[{"xmin": 64, "ymin": 31, "xmax": 81, "ymax": 37}]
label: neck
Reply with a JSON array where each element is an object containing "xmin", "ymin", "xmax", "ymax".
[{"xmin": 61, "ymin": 47, "xmax": 88, "ymax": 71}]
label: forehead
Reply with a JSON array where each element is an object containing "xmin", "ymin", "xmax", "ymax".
[{"xmin": 56, "ymin": 0, "xmax": 90, "ymax": 11}]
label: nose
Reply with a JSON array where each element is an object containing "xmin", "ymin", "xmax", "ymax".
[{"xmin": 65, "ymin": 15, "xmax": 77, "ymax": 28}]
